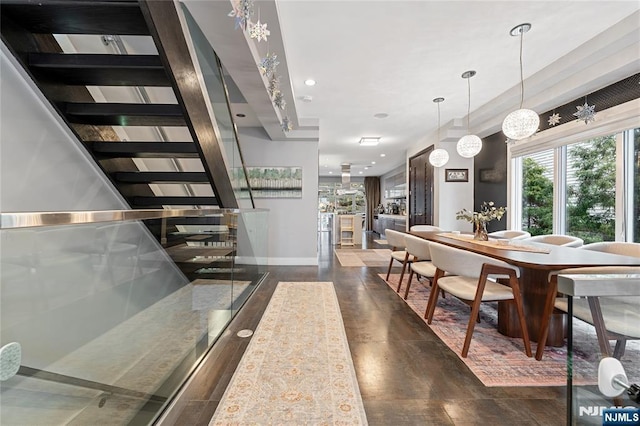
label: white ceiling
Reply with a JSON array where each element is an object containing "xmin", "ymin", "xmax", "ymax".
[{"xmin": 187, "ymin": 1, "xmax": 640, "ymax": 178}]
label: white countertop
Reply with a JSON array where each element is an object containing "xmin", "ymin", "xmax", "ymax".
[{"xmin": 377, "ymin": 214, "xmax": 407, "ymax": 219}]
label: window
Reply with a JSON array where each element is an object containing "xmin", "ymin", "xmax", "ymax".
[
  {"xmin": 521, "ymin": 150, "xmax": 554, "ymax": 236},
  {"xmin": 633, "ymin": 128, "xmax": 640, "ymax": 242},
  {"xmin": 513, "ymin": 126, "xmax": 638, "ymax": 243},
  {"xmin": 565, "ymin": 136, "xmax": 617, "ymax": 243},
  {"xmin": 318, "ymin": 182, "xmax": 365, "ymax": 215}
]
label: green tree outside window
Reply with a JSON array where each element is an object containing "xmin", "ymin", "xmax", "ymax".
[
  {"xmin": 522, "ymin": 157, "xmax": 553, "ymax": 236},
  {"xmin": 566, "ymin": 136, "xmax": 616, "ymax": 243}
]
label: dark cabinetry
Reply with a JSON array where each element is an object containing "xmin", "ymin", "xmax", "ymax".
[{"xmin": 375, "ymin": 215, "xmax": 406, "ymax": 236}]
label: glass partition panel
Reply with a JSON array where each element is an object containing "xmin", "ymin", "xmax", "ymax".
[
  {"xmin": 561, "ymin": 275, "xmax": 640, "ymax": 425},
  {"xmin": 180, "ymin": 5, "xmax": 254, "ymax": 209},
  {"xmin": 0, "ymin": 209, "xmax": 267, "ymax": 425}
]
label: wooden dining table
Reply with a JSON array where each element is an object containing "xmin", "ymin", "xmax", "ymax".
[{"xmin": 410, "ymin": 231, "xmax": 640, "ymax": 354}]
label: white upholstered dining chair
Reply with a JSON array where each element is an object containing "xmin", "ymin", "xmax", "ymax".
[
  {"xmin": 384, "ymin": 229, "xmax": 411, "ymax": 285},
  {"xmin": 425, "ymin": 242, "xmax": 532, "ymax": 358},
  {"xmin": 410, "ymin": 225, "xmax": 443, "ymax": 232},
  {"xmin": 400, "ymin": 234, "xmax": 437, "ymax": 299},
  {"xmin": 488, "ymin": 230, "xmax": 531, "ymax": 240},
  {"xmin": 524, "ymin": 234, "xmax": 584, "ymax": 247},
  {"xmin": 535, "ymin": 241, "xmax": 640, "ymax": 360}
]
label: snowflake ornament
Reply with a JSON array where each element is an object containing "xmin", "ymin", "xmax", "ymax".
[
  {"xmin": 228, "ymin": 0, "xmax": 254, "ymax": 30},
  {"xmin": 547, "ymin": 112, "xmax": 561, "ymax": 127},
  {"xmin": 249, "ymin": 20, "xmax": 270, "ymax": 42},
  {"xmin": 273, "ymin": 90, "xmax": 286, "ymax": 110},
  {"xmin": 267, "ymin": 75, "xmax": 280, "ymax": 98},
  {"xmin": 258, "ymin": 52, "xmax": 279, "ymax": 76},
  {"xmin": 281, "ymin": 116, "xmax": 293, "ymax": 132},
  {"xmin": 573, "ymin": 102, "xmax": 596, "ymax": 124}
]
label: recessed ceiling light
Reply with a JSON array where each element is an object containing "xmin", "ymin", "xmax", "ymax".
[
  {"xmin": 329, "ymin": 171, "xmax": 333, "ymax": 174},
  {"xmin": 374, "ymin": 113, "xmax": 389, "ymax": 119},
  {"xmin": 380, "ymin": 153, "xmax": 386, "ymax": 157},
  {"xmin": 359, "ymin": 171, "xmax": 363, "ymax": 174},
  {"xmin": 359, "ymin": 137, "xmax": 380, "ymax": 146},
  {"xmin": 364, "ymin": 166, "xmax": 369, "ymax": 170},
  {"xmin": 304, "ymin": 79, "xmax": 316, "ymax": 86},
  {"xmin": 371, "ymin": 161, "xmax": 376, "ymax": 165}
]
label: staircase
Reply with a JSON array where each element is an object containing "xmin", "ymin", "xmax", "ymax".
[{"xmin": 0, "ymin": 0, "xmax": 238, "ymax": 209}]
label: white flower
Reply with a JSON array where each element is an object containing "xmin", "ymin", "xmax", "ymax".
[{"xmin": 456, "ymin": 201, "xmax": 506, "ymax": 224}]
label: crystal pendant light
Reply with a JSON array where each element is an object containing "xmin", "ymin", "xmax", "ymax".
[
  {"xmin": 456, "ymin": 70, "xmax": 482, "ymax": 158},
  {"xmin": 502, "ymin": 23, "xmax": 539, "ymax": 141},
  {"xmin": 429, "ymin": 97, "xmax": 449, "ymax": 167}
]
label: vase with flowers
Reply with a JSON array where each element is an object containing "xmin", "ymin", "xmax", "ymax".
[{"xmin": 456, "ymin": 201, "xmax": 506, "ymax": 241}]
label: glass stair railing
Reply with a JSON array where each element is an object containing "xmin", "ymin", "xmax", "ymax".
[{"xmin": 0, "ymin": 208, "xmax": 268, "ymax": 425}]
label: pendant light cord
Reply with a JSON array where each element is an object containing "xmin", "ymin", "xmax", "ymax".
[
  {"xmin": 437, "ymin": 102, "xmax": 441, "ymax": 142},
  {"xmin": 519, "ymin": 29, "xmax": 525, "ymax": 109},
  {"xmin": 467, "ymin": 76, "xmax": 471, "ymax": 132}
]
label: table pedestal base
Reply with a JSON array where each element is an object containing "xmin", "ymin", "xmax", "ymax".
[
  {"xmin": 498, "ymin": 301, "xmax": 566, "ymax": 346},
  {"xmin": 497, "ymin": 268, "xmax": 567, "ymax": 347}
]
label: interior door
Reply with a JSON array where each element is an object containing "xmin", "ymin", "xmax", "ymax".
[{"xmin": 409, "ymin": 147, "xmax": 434, "ymax": 228}]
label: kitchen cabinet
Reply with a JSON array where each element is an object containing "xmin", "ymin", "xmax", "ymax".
[
  {"xmin": 384, "ymin": 171, "xmax": 407, "ymax": 200},
  {"xmin": 377, "ymin": 214, "xmax": 406, "ymax": 236}
]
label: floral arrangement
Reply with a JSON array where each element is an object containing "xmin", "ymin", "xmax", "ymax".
[{"xmin": 456, "ymin": 201, "xmax": 506, "ymax": 224}]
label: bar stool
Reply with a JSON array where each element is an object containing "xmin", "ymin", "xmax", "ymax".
[{"xmin": 339, "ymin": 215, "xmax": 355, "ymax": 247}]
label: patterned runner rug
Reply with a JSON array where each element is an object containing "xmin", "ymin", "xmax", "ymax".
[
  {"xmin": 334, "ymin": 248, "xmax": 391, "ymax": 267},
  {"xmin": 381, "ymin": 274, "xmax": 639, "ymax": 387},
  {"xmin": 209, "ymin": 282, "xmax": 368, "ymax": 425}
]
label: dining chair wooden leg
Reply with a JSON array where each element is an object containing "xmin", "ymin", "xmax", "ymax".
[
  {"xmin": 510, "ymin": 275, "xmax": 532, "ymax": 357},
  {"xmin": 403, "ymin": 269, "xmax": 414, "ymax": 299},
  {"xmin": 587, "ymin": 296, "xmax": 613, "ymax": 358},
  {"xmin": 425, "ymin": 269, "xmax": 445, "ymax": 322},
  {"xmin": 535, "ymin": 276, "xmax": 558, "ymax": 360},
  {"xmin": 385, "ymin": 254, "xmax": 395, "ymax": 281},
  {"xmin": 397, "ymin": 252, "xmax": 410, "ymax": 290},
  {"xmin": 613, "ymin": 338, "xmax": 627, "ymax": 359},
  {"xmin": 461, "ymin": 271, "xmax": 488, "ymax": 358}
]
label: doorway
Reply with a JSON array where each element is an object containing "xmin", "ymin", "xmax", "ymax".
[{"xmin": 409, "ymin": 146, "xmax": 434, "ymax": 228}]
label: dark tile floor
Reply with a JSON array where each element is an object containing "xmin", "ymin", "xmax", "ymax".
[{"xmin": 162, "ymin": 231, "xmax": 566, "ymax": 425}]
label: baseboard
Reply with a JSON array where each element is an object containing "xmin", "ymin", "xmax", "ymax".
[
  {"xmin": 260, "ymin": 257, "xmax": 318, "ymax": 266},
  {"xmin": 234, "ymin": 256, "xmax": 318, "ymax": 266}
]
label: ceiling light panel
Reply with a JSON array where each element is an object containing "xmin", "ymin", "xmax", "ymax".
[{"xmin": 359, "ymin": 137, "xmax": 380, "ymax": 146}]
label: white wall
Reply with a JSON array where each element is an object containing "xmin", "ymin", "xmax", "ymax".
[{"xmin": 238, "ymin": 127, "xmax": 319, "ymax": 265}]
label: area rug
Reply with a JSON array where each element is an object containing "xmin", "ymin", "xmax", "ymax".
[
  {"xmin": 209, "ymin": 282, "xmax": 368, "ymax": 425},
  {"xmin": 334, "ymin": 248, "xmax": 391, "ymax": 267},
  {"xmin": 380, "ymin": 274, "xmax": 639, "ymax": 387}
]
